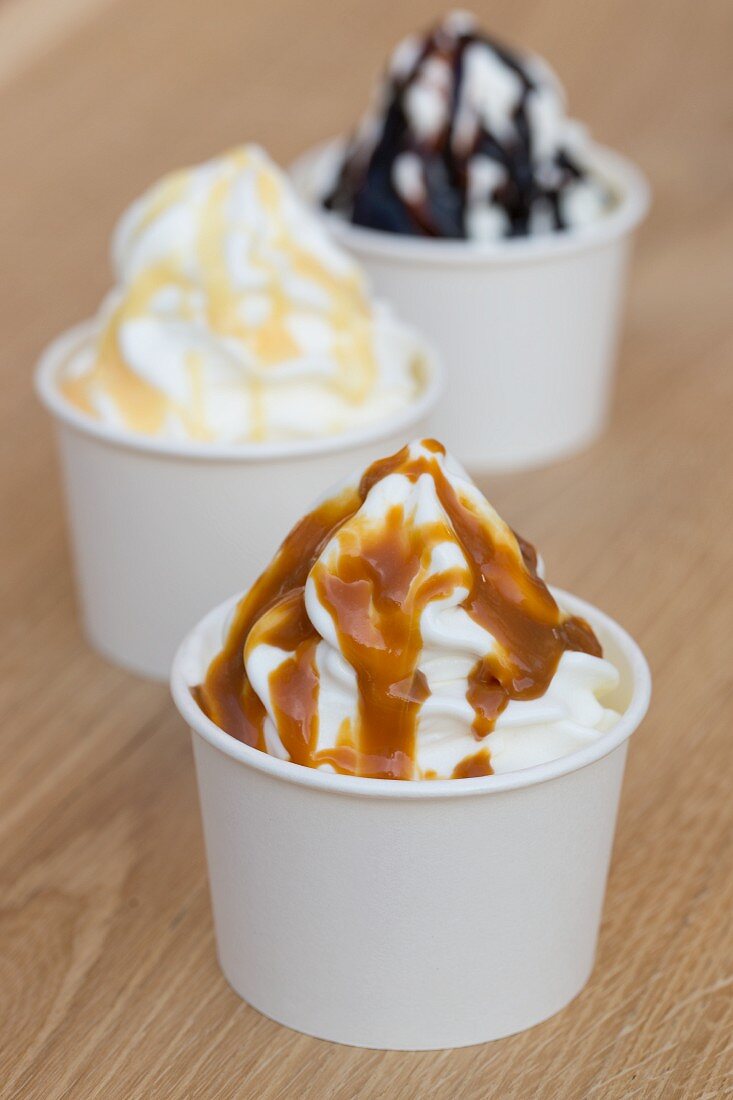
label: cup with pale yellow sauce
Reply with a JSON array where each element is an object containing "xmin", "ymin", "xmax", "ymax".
[
  {"xmin": 36, "ymin": 146, "xmax": 441, "ymax": 678},
  {"xmin": 171, "ymin": 439, "xmax": 651, "ymax": 1049}
]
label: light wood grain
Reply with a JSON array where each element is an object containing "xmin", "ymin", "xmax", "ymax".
[
  {"xmin": 1, "ymin": 1, "xmax": 732, "ymax": 1096},
  {"xmin": 0, "ymin": 0, "xmax": 120, "ymax": 86}
]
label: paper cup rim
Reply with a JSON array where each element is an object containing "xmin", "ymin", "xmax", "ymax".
[
  {"xmin": 290, "ymin": 138, "xmax": 651, "ymax": 267},
  {"xmin": 34, "ymin": 321, "xmax": 444, "ymax": 462},
  {"xmin": 171, "ymin": 586, "xmax": 651, "ymax": 800}
]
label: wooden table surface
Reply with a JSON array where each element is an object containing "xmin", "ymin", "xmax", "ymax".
[{"xmin": 1, "ymin": 0, "xmax": 731, "ymax": 1096}]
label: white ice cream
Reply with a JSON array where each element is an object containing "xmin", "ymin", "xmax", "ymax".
[
  {"xmin": 243, "ymin": 441, "xmax": 620, "ymax": 777},
  {"xmin": 58, "ymin": 146, "xmax": 427, "ymax": 442}
]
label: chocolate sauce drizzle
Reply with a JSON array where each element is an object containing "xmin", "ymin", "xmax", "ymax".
[
  {"xmin": 195, "ymin": 441, "xmax": 602, "ymax": 779},
  {"xmin": 324, "ymin": 18, "xmax": 593, "ymax": 239}
]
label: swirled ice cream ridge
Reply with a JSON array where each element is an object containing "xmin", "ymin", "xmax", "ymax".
[{"xmin": 212, "ymin": 440, "xmax": 621, "ymax": 778}]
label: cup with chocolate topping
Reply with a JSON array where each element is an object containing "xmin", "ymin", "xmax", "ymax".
[
  {"xmin": 36, "ymin": 146, "xmax": 441, "ymax": 679},
  {"xmin": 171, "ymin": 439, "xmax": 651, "ymax": 1048},
  {"xmin": 291, "ymin": 11, "xmax": 650, "ymax": 472}
]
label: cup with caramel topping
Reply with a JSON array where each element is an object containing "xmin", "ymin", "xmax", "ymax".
[
  {"xmin": 35, "ymin": 146, "xmax": 441, "ymax": 679},
  {"xmin": 291, "ymin": 12, "xmax": 650, "ymax": 473},
  {"xmin": 171, "ymin": 439, "xmax": 651, "ymax": 1048}
]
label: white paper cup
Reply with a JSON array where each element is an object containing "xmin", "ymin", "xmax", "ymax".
[
  {"xmin": 291, "ymin": 140, "xmax": 650, "ymax": 472},
  {"xmin": 171, "ymin": 587, "xmax": 650, "ymax": 1049},
  {"xmin": 35, "ymin": 322, "xmax": 442, "ymax": 680}
]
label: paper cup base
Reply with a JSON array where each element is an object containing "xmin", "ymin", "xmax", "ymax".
[
  {"xmin": 219, "ymin": 941, "xmax": 597, "ymax": 1050},
  {"xmin": 196, "ymin": 734, "xmax": 625, "ymax": 1049},
  {"xmin": 173, "ymin": 589, "xmax": 651, "ymax": 1050},
  {"xmin": 220, "ymin": 955, "xmax": 597, "ymax": 1050}
]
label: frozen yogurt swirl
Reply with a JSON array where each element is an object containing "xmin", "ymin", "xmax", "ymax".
[
  {"xmin": 59, "ymin": 146, "xmax": 427, "ymax": 442},
  {"xmin": 196, "ymin": 440, "xmax": 620, "ymax": 779},
  {"xmin": 325, "ymin": 11, "xmax": 612, "ymax": 239}
]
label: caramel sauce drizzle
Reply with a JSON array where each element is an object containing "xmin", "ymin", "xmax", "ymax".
[
  {"xmin": 195, "ymin": 441, "xmax": 601, "ymax": 779},
  {"xmin": 451, "ymin": 749, "xmax": 493, "ymax": 780}
]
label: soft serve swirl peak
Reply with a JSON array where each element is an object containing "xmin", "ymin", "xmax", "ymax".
[
  {"xmin": 324, "ymin": 11, "xmax": 611, "ymax": 239},
  {"xmin": 59, "ymin": 146, "xmax": 426, "ymax": 442},
  {"xmin": 196, "ymin": 440, "xmax": 620, "ymax": 779}
]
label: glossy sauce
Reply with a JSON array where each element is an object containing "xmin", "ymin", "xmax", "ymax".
[
  {"xmin": 324, "ymin": 20, "xmax": 592, "ymax": 239},
  {"xmin": 195, "ymin": 441, "xmax": 602, "ymax": 779}
]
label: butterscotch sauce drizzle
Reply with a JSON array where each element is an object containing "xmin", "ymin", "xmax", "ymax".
[
  {"xmin": 196, "ymin": 441, "xmax": 602, "ymax": 779},
  {"xmin": 60, "ymin": 149, "xmax": 385, "ymax": 441}
]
